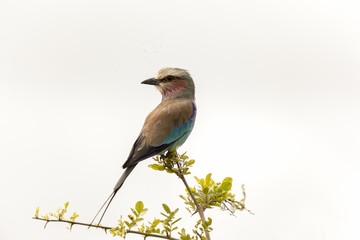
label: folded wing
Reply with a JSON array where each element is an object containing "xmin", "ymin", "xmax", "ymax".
[{"xmin": 122, "ymin": 99, "xmax": 196, "ymax": 168}]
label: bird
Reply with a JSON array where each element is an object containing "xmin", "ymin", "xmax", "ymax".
[{"xmin": 91, "ymin": 67, "xmax": 196, "ymax": 226}]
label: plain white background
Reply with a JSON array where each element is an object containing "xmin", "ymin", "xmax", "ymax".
[{"xmin": 1, "ymin": 0, "xmax": 359, "ymax": 239}]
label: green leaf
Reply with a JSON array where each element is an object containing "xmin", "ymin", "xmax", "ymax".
[
  {"xmin": 35, "ymin": 207, "xmax": 39, "ymax": 217},
  {"xmin": 135, "ymin": 201, "xmax": 144, "ymax": 213},
  {"xmin": 223, "ymin": 177, "xmax": 232, "ymax": 183},
  {"xmin": 149, "ymin": 164, "xmax": 160, "ymax": 170},
  {"xmin": 162, "ymin": 204, "xmax": 171, "ymax": 214},
  {"xmin": 173, "ymin": 217, "xmax": 181, "ymax": 225},
  {"xmin": 139, "ymin": 208, "xmax": 148, "ymax": 217},
  {"xmin": 221, "ymin": 182, "xmax": 232, "ymax": 191},
  {"xmin": 131, "ymin": 208, "xmax": 138, "ymax": 217},
  {"xmin": 205, "ymin": 173, "xmax": 212, "ymax": 184},
  {"xmin": 221, "ymin": 177, "xmax": 232, "ymax": 191},
  {"xmin": 154, "ymin": 219, "xmax": 161, "ymax": 225},
  {"xmin": 64, "ymin": 202, "xmax": 69, "ymax": 209}
]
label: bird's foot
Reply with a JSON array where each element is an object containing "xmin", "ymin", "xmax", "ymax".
[{"xmin": 165, "ymin": 149, "xmax": 178, "ymax": 159}]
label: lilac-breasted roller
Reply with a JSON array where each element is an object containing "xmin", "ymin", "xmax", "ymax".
[{"xmin": 92, "ymin": 68, "xmax": 196, "ymax": 225}]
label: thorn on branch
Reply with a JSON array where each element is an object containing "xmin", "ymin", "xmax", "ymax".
[{"xmin": 44, "ymin": 220, "xmax": 49, "ymax": 229}]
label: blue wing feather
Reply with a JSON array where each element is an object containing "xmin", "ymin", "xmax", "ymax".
[
  {"xmin": 122, "ymin": 101, "xmax": 196, "ymax": 168},
  {"xmin": 158, "ymin": 101, "xmax": 196, "ymax": 145}
]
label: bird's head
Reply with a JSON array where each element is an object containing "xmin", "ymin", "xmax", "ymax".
[{"xmin": 141, "ymin": 68, "xmax": 195, "ymax": 100}]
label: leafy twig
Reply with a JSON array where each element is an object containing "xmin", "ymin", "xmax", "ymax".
[
  {"xmin": 150, "ymin": 151, "xmax": 211, "ymax": 240},
  {"xmin": 34, "ymin": 152, "xmax": 251, "ymax": 240},
  {"xmin": 178, "ymin": 170, "xmax": 211, "ymax": 240}
]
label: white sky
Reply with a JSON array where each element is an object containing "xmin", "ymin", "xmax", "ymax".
[{"xmin": 1, "ymin": 0, "xmax": 360, "ymax": 239}]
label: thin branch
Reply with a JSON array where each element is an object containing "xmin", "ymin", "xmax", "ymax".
[
  {"xmin": 221, "ymin": 201, "xmax": 235, "ymax": 216},
  {"xmin": 127, "ymin": 230, "xmax": 179, "ymax": 240},
  {"xmin": 194, "ymin": 230, "xmax": 203, "ymax": 239},
  {"xmin": 175, "ymin": 161, "xmax": 211, "ymax": 240},
  {"xmin": 33, "ymin": 217, "xmax": 112, "ymax": 230},
  {"xmin": 33, "ymin": 217, "xmax": 179, "ymax": 240}
]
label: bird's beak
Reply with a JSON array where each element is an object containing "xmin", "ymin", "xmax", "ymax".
[{"xmin": 141, "ymin": 78, "xmax": 159, "ymax": 85}]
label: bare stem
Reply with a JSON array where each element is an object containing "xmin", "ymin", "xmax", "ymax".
[{"xmin": 32, "ymin": 217, "xmax": 179, "ymax": 240}]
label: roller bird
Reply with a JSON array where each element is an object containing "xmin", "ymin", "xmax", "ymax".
[{"xmin": 91, "ymin": 67, "xmax": 196, "ymax": 225}]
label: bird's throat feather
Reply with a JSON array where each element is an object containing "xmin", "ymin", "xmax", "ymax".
[{"xmin": 161, "ymin": 79, "xmax": 188, "ymax": 98}]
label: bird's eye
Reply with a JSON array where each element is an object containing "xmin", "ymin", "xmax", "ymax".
[{"xmin": 166, "ymin": 76, "xmax": 174, "ymax": 81}]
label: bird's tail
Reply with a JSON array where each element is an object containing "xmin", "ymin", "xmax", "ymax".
[{"xmin": 89, "ymin": 164, "xmax": 137, "ymax": 227}]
